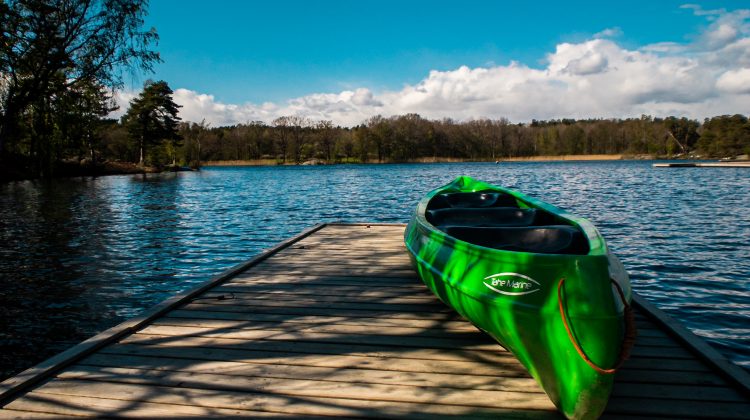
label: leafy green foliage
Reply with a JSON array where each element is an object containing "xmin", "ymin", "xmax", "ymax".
[
  {"xmin": 697, "ymin": 115, "xmax": 750, "ymax": 157},
  {"xmin": 0, "ymin": 0, "xmax": 159, "ymax": 176},
  {"xmin": 121, "ymin": 80, "xmax": 181, "ymax": 166},
  {"xmin": 174, "ymin": 114, "xmax": 749, "ymax": 165}
]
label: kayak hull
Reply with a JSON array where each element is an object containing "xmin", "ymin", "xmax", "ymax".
[{"xmin": 404, "ymin": 176, "xmax": 632, "ymax": 419}]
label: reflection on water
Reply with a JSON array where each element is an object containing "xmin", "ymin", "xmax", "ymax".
[{"xmin": 0, "ymin": 162, "xmax": 748, "ymax": 379}]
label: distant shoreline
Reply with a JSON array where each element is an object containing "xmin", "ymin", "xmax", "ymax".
[
  {"xmin": 5, "ymin": 153, "xmax": 735, "ymax": 182},
  {"xmin": 497, "ymin": 154, "xmax": 625, "ymax": 162},
  {"xmin": 203, "ymin": 154, "xmax": 637, "ymax": 167}
]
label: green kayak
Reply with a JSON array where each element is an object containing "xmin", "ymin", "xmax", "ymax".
[{"xmin": 404, "ymin": 176, "xmax": 635, "ymax": 419}]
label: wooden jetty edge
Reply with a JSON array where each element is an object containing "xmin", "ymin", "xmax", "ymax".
[
  {"xmin": 653, "ymin": 162, "xmax": 750, "ymax": 168},
  {"xmin": 0, "ymin": 223, "xmax": 748, "ymax": 418}
]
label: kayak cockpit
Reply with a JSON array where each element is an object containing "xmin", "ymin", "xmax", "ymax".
[{"xmin": 426, "ymin": 191, "xmax": 589, "ymax": 255}]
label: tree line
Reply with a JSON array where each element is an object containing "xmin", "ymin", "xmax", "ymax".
[{"xmin": 167, "ymin": 113, "xmax": 747, "ymax": 166}]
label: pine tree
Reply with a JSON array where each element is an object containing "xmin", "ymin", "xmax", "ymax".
[{"xmin": 122, "ymin": 80, "xmax": 182, "ymax": 166}]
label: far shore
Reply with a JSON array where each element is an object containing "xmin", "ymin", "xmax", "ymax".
[
  {"xmin": 203, "ymin": 154, "xmax": 639, "ymax": 166},
  {"xmin": 7, "ymin": 153, "xmax": 739, "ymax": 182},
  {"xmin": 497, "ymin": 154, "xmax": 625, "ymax": 162}
]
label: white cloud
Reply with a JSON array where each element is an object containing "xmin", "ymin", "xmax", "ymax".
[
  {"xmin": 113, "ymin": 6, "xmax": 750, "ymax": 126},
  {"xmin": 716, "ymin": 68, "xmax": 750, "ymax": 93},
  {"xmin": 593, "ymin": 27, "xmax": 623, "ymax": 39},
  {"xmin": 682, "ymin": 4, "xmax": 750, "ymax": 49},
  {"xmin": 555, "ymin": 41, "xmax": 611, "ymax": 75},
  {"xmin": 641, "ymin": 42, "xmax": 688, "ymax": 54},
  {"xmin": 680, "ymin": 4, "xmax": 726, "ymax": 17},
  {"xmin": 172, "ymin": 89, "xmax": 272, "ymax": 125}
]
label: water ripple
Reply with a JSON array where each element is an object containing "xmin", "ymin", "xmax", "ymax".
[{"xmin": 0, "ymin": 161, "xmax": 748, "ymax": 378}]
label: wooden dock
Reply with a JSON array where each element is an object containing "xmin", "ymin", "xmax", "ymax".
[
  {"xmin": 653, "ymin": 162, "xmax": 750, "ymax": 168},
  {"xmin": 1, "ymin": 223, "xmax": 748, "ymax": 418}
]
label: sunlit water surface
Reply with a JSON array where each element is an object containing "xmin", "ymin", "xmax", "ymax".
[{"xmin": 0, "ymin": 161, "xmax": 748, "ymax": 378}]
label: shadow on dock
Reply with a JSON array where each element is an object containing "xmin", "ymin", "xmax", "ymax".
[{"xmin": 0, "ymin": 224, "xmax": 748, "ymax": 418}]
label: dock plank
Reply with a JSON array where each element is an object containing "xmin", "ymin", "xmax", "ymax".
[
  {"xmin": 134, "ymin": 323, "xmax": 501, "ymax": 352},
  {"xmin": 78, "ymin": 353, "xmax": 535, "ymax": 389},
  {"xmin": 19, "ymin": 380, "xmax": 560, "ymax": 419},
  {"xmin": 226, "ymin": 274, "xmax": 425, "ymax": 287},
  {"xmin": 211, "ymin": 286, "xmax": 438, "ymax": 300},
  {"xmin": 121, "ymin": 333, "xmax": 520, "ymax": 364},
  {"xmin": 166, "ymin": 308, "xmax": 476, "ymax": 331},
  {"xmin": 1, "ymin": 223, "xmax": 748, "ymax": 419},
  {"xmin": 152, "ymin": 316, "xmax": 484, "ymax": 339},
  {"xmin": 187, "ymin": 296, "xmax": 452, "ymax": 313},
  {"xmin": 181, "ymin": 301, "xmax": 466, "ymax": 322},
  {"xmin": 4, "ymin": 393, "xmax": 292, "ymax": 418},
  {"xmin": 52, "ymin": 365, "xmax": 556, "ymax": 409},
  {"xmin": 97, "ymin": 343, "xmax": 530, "ymax": 376}
]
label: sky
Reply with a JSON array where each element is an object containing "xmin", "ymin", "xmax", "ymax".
[{"xmin": 117, "ymin": 1, "xmax": 750, "ymax": 126}]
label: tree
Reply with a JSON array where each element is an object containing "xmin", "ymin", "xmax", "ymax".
[
  {"xmin": 56, "ymin": 79, "xmax": 119, "ymax": 163},
  {"xmin": 286, "ymin": 115, "xmax": 310, "ymax": 163},
  {"xmin": 272, "ymin": 116, "xmax": 290, "ymax": 162},
  {"xmin": 178, "ymin": 120, "xmax": 209, "ymax": 167},
  {"xmin": 697, "ymin": 115, "xmax": 750, "ymax": 157},
  {"xmin": 0, "ymin": 0, "xmax": 159, "ymax": 164},
  {"xmin": 366, "ymin": 115, "xmax": 391, "ymax": 162},
  {"xmin": 99, "ymin": 118, "xmax": 133, "ymax": 161},
  {"xmin": 664, "ymin": 117, "xmax": 699, "ymax": 155},
  {"xmin": 315, "ymin": 120, "xmax": 335, "ymax": 162},
  {"xmin": 122, "ymin": 80, "xmax": 181, "ymax": 166},
  {"xmin": 246, "ymin": 121, "xmax": 270, "ymax": 159}
]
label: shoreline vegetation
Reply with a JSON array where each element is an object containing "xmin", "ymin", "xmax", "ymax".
[
  {"xmin": 0, "ymin": 154, "xmax": 663, "ymax": 183},
  {"xmin": 3, "ymin": 110, "xmax": 750, "ymax": 182},
  {"xmin": 203, "ymin": 154, "xmax": 630, "ymax": 166},
  {"xmin": 5, "ymin": 152, "xmax": 750, "ymax": 182},
  {"xmin": 0, "ymin": 152, "xmax": 721, "ymax": 183},
  {"xmin": 3, "ymin": 149, "xmax": 749, "ymax": 184},
  {"xmin": 2, "ymin": 155, "xmax": 619, "ymax": 182},
  {"xmin": 174, "ymin": 114, "xmax": 749, "ymax": 171}
]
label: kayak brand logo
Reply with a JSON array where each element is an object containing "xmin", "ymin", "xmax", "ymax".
[{"xmin": 483, "ymin": 273, "xmax": 541, "ymax": 296}]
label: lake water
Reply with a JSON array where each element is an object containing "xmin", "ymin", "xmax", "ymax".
[{"xmin": 0, "ymin": 161, "xmax": 748, "ymax": 379}]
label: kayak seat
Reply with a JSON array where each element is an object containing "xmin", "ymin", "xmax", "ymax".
[
  {"xmin": 444, "ymin": 225, "xmax": 589, "ymax": 255},
  {"xmin": 427, "ymin": 207, "xmax": 537, "ymax": 227},
  {"xmin": 428, "ymin": 191, "xmax": 519, "ymax": 209}
]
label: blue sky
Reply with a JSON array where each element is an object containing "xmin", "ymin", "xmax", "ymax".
[{"xmin": 134, "ymin": 1, "xmax": 750, "ymax": 125}]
